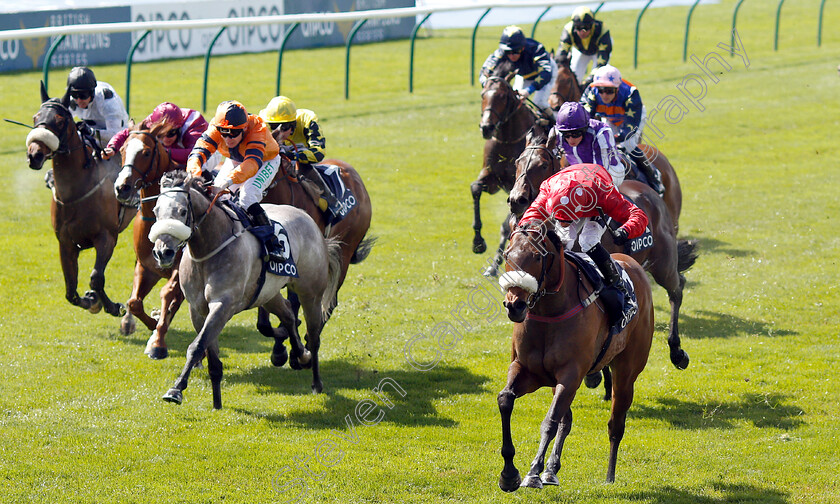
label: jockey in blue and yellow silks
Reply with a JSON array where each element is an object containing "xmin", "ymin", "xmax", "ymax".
[{"xmin": 580, "ymin": 65, "xmax": 664, "ymax": 195}]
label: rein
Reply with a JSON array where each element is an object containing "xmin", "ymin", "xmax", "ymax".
[
  {"xmin": 482, "ymin": 76, "xmax": 527, "ymax": 141},
  {"xmin": 121, "ymin": 131, "xmax": 163, "ymax": 193},
  {"xmin": 514, "ymin": 145, "xmax": 561, "ymax": 198}
]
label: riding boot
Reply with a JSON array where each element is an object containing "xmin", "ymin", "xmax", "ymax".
[
  {"xmin": 247, "ymin": 203, "xmax": 286, "ymax": 263},
  {"xmin": 298, "ymin": 163, "xmax": 338, "ymax": 212},
  {"xmin": 587, "ymin": 243, "xmax": 631, "ymax": 300},
  {"xmin": 630, "ymin": 147, "xmax": 665, "ymax": 196}
]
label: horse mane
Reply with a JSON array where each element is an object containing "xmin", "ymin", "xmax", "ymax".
[
  {"xmin": 160, "ymin": 169, "xmax": 189, "ymax": 189},
  {"xmin": 527, "ymin": 125, "xmax": 550, "ymax": 146}
]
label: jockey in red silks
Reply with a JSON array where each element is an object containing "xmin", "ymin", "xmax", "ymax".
[
  {"xmin": 103, "ymin": 102, "xmax": 209, "ymax": 165},
  {"xmin": 518, "ymin": 163, "xmax": 648, "ymax": 297}
]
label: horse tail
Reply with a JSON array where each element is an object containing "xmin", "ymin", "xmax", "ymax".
[
  {"xmin": 350, "ymin": 235, "xmax": 377, "ymax": 264},
  {"xmin": 677, "ymin": 239, "xmax": 699, "ymax": 273},
  {"xmin": 321, "ymin": 237, "xmax": 343, "ymax": 320}
]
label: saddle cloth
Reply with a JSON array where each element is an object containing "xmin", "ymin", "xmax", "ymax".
[
  {"xmin": 225, "ymin": 202, "xmax": 299, "ymax": 278},
  {"xmin": 599, "ymin": 193, "xmax": 654, "ymax": 255},
  {"xmin": 565, "ymin": 251, "xmax": 637, "ymax": 337},
  {"xmin": 314, "ymin": 164, "xmax": 357, "ymax": 225}
]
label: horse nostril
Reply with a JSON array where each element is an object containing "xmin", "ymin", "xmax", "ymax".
[
  {"xmin": 513, "ymin": 299, "xmax": 527, "ymax": 312},
  {"xmin": 515, "ymin": 196, "xmax": 528, "ymax": 207}
]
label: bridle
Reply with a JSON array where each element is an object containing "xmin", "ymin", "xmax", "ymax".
[
  {"xmin": 513, "ymin": 144, "xmax": 561, "ymax": 201},
  {"xmin": 33, "ymin": 100, "xmax": 84, "ymax": 160},
  {"xmin": 505, "ymin": 225, "xmax": 566, "ymax": 308},
  {"xmin": 549, "ymin": 59, "xmax": 581, "ymax": 105},
  {"xmin": 481, "ymin": 76, "xmax": 525, "ymax": 137},
  {"xmin": 120, "ymin": 131, "xmax": 165, "ymax": 194}
]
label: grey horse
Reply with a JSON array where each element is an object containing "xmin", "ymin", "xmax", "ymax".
[{"xmin": 149, "ymin": 171, "xmax": 341, "ymax": 409}]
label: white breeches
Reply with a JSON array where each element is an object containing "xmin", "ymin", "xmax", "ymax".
[
  {"xmin": 515, "ymin": 58, "xmax": 558, "ymax": 111},
  {"xmin": 570, "ymin": 49, "xmax": 597, "ymax": 84},
  {"xmin": 616, "ymin": 106, "xmax": 647, "ymax": 153},
  {"xmin": 214, "ymin": 155, "xmax": 280, "ymax": 209},
  {"xmin": 565, "ymin": 217, "xmax": 606, "ymax": 253}
]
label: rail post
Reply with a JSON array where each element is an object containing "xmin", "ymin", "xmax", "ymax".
[
  {"xmin": 345, "ymin": 19, "xmax": 368, "ymax": 100},
  {"xmin": 125, "ymin": 30, "xmax": 151, "ymax": 115},
  {"xmin": 409, "ymin": 13, "xmax": 433, "ymax": 93},
  {"xmin": 774, "ymin": 0, "xmax": 787, "ymax": 51},
  {"xmin": 633, "ymin": 1, "xmax": 654, "ymax": 69},
  {"xmin": 683, "ymin": 0, "xmax": 702, "ymax": 62},
  {"xmin": 42, "ymin": 35, "xmax": 65, "ymax": 93},
  {"xmin": 275, "ymin": 23, "xmax": 300, "ymax": 96},
  {"xmin": 201, "ymin": 27, "xmax": 227, "ymax": 113},
  {"xmin": 470, "ymin": 8, "xmax": 492, "ymax": 86}
]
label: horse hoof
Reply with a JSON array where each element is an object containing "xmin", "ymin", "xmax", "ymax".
[
  {"xmin": 498, "ymin": 471, "xmax": 522, "ymax": 493},
  {"xmin": 482, "ymin": 265, "xmax": 498, "ymax": 277},
  {"xmin": 120, "ymin": 313, "xmax": 136, "ymax": 336},
  {"xmin": 148, "ymin": 347, "xmax": 169, "ymax": 360},
  {"xmin": 162, "ymin": 389, "xmax": 183, "ymax": 404},
  {"xmin": 288, "ymin": 354, "xmax": 303, "ymax": 370},
  {"xmin": 520, "ymin": 474, "xmax": 543, "ymax": 489},
  {"xmin": 311, "ymin": 382, "xmax": 323, "ymax": 394},
  {"xmin": 271, "ymin": 347, "xmax": 288, "ymax": 367},
  {"xmin": 84, "ymin": 291, "xmax": 102, "ymax": 314},
  {"xmin": 540, "ymin": 471, "xmax": 560, "ymax": 486},
  {"xmin": 473, "ymin": 239, "xmax": 487, "ymax": 254},
  {"xmin": 584, "ymin": 371, "xmax": 602, "ymax": 389},
  {"xmin": 116, "ymin": 303, "xmax": 126, "ymax": 317},
  {"xmin": 672, "ymin": 350, "xmax": 690, "ymax": 370},
  {"xmin": 297, "ymin": 349, "xmax": 312, "ymax": 369}
]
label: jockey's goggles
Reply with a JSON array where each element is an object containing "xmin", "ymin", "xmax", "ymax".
[
  {"xmin": 596, "ymin": 87, "xmax": 617, "ymax": 95},
  {"xmin": 561, "ymin": 129, "xmax": 586, "ymax": 139},
  {"xmin": 217, "ymin": 127, "xmax": 244, "ymax": 138},
  {"xmin": 574, "ymin": 22, "xmax": 593, "ymax": 31},
  {"xmin": 505, "ymin": 48, "xmax": 524, "ymax": 55},
  {"xmin": 70, "ymin": 90, "xmax": 92, "ymax": 100},
  {"xmin": 161, "ymin": 128, "xmax": 179, "ymax": 138},
  {"xmin": 270, "ymin": 121, "xmax": 295, "ymax": 132}
]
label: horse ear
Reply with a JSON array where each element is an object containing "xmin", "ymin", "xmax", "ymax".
[
  {"xmin": 40, "ymin": 81, "xmax": 50, "ymax": 103},
  {"xmin": 60, "ymin": 89, "xmax": 71, "ymax": 108},
  {"xmin": 547, "ymin": 127, "xmax": 558, "ymax": 150}
]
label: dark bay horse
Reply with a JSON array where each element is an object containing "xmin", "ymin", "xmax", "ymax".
[
  {"xmin": 472, "ymin": 74, "xmax": 539, "ymax": 275},
  {"xmin": 547, "ymin": 57, "xmax": 582, "ymax": 111},
  {"xmin": 507, "ymin": 129, "xmax": 695, "ymax": 384},
  {"xmin": 498, "ymin": 220, "xmax": 653, "ymax": 490},
  {"xmin": 114, "ymin": 126, "xmax": 185, "ymax": 359},
  {"xmin": 25, "ymin": 82, "xmax": 136, "ymax": 317},
  {"xmin": 256, "ymin": 154, "xmax": 374, "ymax": 340},
  {"xmin": 151, "ymin": 172, "xmax": 342, "ymax": 407}
]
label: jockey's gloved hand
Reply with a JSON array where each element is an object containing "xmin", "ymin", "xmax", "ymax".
[
  {"xmin": 214, "ymin": 178, "xmax": 232, "ymax": 191},
  {"xmin": 200, "ymin": 170, "xmax": 215, "ymax": 184},
  {"xmin": 613, "ymin": 227, "xmax": 629, "ymax": 246},
  {"xmin": 76, "ymin": 120, "xmax": 92, "ymax": 136}
]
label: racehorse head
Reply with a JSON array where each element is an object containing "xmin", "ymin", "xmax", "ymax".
[
  {"xmin": 508, "ymin": 126, "xmax": 561, "ymax": 217},
  {"xmin": 480, "ymin": 74, "xmax": 520, "ymax": 140},
  {"xmin": 548, "ymin": 56, "xmax": 582, "ymax": 111},
  {"xmin": 149, "ymin": 170, "xmax": 196, "ymax": 269},
  {"xmin": 500, "ymin": 220, "xmax": 569, "ymax": 322},
  {"xmin": 26, "ymin": 81, "xmax": 75, "ymax": 170},
  {"xmin": 115, "ymin": 125, "xmax": 171, "ymax": 206}
]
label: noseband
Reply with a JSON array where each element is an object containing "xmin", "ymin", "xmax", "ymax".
[
  {"xmin": 33, "ymin": 101, "xmax": 81, "ymax": 159},
  {"xmin": 121, "ymin": 131, "xmax": 164, "ymax": 193},
  {"xmin": 505, "ymin": 225, "xmax": 566, "ymax": 308}
]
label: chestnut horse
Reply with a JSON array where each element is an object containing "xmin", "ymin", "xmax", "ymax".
[
  {"xmin": 498, "ymin": 220, "xmax": 653, "ymax": 490},
  {"xmin": 472, "ymin": 74, "xmax": 539, "ymax": 275},
  {"xmin": 547, "ymin": 57, "xmax": 582, "ymax": 112},
  {"xmin": 113, "ymin": 126, "xmax": 185, "ymax": 359},
  {"xmin": 256, "ymin": 154, "xmax": 374, "ymax": 341},
  {"xmin": 25, "ymin": 82, "xmax": 136, "ymax": 317},
  {"xmin": 507, "ymin": 129, "xmax": 696, "ymax": 384}
]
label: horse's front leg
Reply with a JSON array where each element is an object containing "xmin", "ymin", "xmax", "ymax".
[
  {"xmin": 498, "ymin": 360, "xmax": 541, "ymax": 492},
  {"xmin": 521, "ymin": 379, "xmax": 578, "ymax": 489},
  {"xmin": 162, "ymin": 300, "xmax": 232, "ymax": 406},
  {"xmin": 470, "ymin": 179, "xmax": 488, "ymax": 254},
  {"xmin": 540, "ymin": 409, "xmax": 572, "ymax": 486},
  {"xmin": 124, "ymin": 261, "xmax": 161, "ymax": 335},
  {"xmin": 89, "ymin": 231, "xmax": 124, "ymax": 317},
  {"xmin": 147, "ymin": 270, "xmax": 184, "ymax": 360},
  {"xmin": 57, "ymin": 239, "xmax": 89, "ymax": 310}
]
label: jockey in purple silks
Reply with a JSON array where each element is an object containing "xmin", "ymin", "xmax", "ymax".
[{"xmin": 553, "ymin": 101, "xmax": 625, "ymax": 187}]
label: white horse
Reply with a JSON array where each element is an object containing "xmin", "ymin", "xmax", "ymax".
[{"xmin": 149, "ymin": 171, "xmax": 341, "ymax": 408}]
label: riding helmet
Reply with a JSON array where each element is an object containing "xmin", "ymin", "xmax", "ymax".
[
  {"xmin": 148, "ymin": 102, "xmax": 185, "ymax": 128},
  {"xmin": 592, "ymin": 65, "xmax": 622, "ymax": 88},
  {"xmin": 499, "ymin": 26, "xmax": 525, "ymax": 52},
  {"xmin": 572, "ymin": 7, "xmax": 595, "ymax": 28},
  {"xmin": 555, "ymin": 102, "xmax": 590, "ymax": 132},
  {"xmin": 67, "ymin": 66, "xmax": 97, "ymax": 92},
  {"xmin": 212, "ymin": 100, "xmax": 249, "ymax": 129},
  {"xmin": 259, "ymin": 96, "xmax": 297, "ymax": 124}
]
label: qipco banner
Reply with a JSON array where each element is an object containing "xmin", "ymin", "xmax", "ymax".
[
  {"xmin": 0, "ymin": 7, "xmax": 131, "ymax": 73},
  {"xmin": 283, "ymin": 0, "xmax": 415, "ymax": 50}
]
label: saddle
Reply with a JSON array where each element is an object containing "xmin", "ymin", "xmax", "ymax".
[
  {"xmin": 221, "ymin": 200, "xmax": 298, "ymax": 278},
  {"xmin": 565, "ymin": 251, "xmax": 638, "ymax": 333}
]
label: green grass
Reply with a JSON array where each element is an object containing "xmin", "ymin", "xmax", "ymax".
[{"xmin": 1, "ymin": 1, "xmax": 839, "ymax": 502}]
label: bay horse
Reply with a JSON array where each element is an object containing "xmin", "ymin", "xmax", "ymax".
[
  {"xmin": 472, "ymin": 73, "xmax": 539, "ymax": 275},
  {"xmin": 113, "ymin": 126, "xmax": 185, "ymax": 359},
  {"xmin": 507, "ymin": 128, "xmax": 695, "ymax": 385},
  {"xmin": 497, "ymin": 220, "xmax": 653, "ymax": 490},
  {"xmin": 25, "ymin": 81, "xmax": 136, "ymax": 317},
  {"xmin": 150, "ymin": 171, "xmax": 342, "ymax": 408},
  {"xmin": 256, "ymin": 154, "xmax": 374, "ymax": 341}
]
